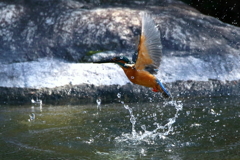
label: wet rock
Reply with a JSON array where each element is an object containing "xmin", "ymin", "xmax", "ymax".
[
  {"xmin": 1, "ymin": 80, "xmax": 239, "ymax": 105},
  {"xmin": 0, "ymin": 0, "xmax": 240, "ymax": 104}
]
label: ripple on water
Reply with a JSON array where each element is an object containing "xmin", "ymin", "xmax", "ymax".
[{"xmin": 1, "ymin": 96, "xmax": 240, "ymax": 159}]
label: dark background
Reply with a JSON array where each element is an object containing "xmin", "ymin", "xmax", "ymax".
[
  {"xmin": 181, "ymin": 0, "xmax": 240, "ymax": 27},
  {"xmin": 1, "ymin": 0, "xmax": 240, "ymax": 27}
]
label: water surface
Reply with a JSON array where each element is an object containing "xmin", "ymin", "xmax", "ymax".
[{"xmin": 0, "ymin": 96, "xmax": 239, "ymax": 160}]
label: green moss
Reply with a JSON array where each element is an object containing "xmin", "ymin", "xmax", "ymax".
[{"xmin": 86, "ymin": 50, "xmax": 105, "ymax": 56}]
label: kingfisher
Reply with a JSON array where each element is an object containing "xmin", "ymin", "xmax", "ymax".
[{"xmin": 95, "ymin": 13, "xmax": 171, "ymax": 98}]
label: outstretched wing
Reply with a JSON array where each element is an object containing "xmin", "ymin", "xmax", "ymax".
[{"xmin": 134, "ymin": 13, "xmax": 162, "ymax": 74}]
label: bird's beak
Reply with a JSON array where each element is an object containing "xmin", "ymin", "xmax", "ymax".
[{"xmin": 94, "ymin": 58, "xmax": 115, "ymax": 63}]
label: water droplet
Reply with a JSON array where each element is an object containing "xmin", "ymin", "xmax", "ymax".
[
  {"xmin": 96, "ymin": 98, "xmax": 101, "ymax": 105},
  {"xmin": 31, "ymin": 98, "xmax": 42, "ymax": 105},
  {"xmin": 124, "ymin": 104, "xmax": 129, "ymax": 110},
  {"xmin": 130, "ymin": 116, "xmax": 136, "ymax": 124},
  {"xmin": 96, "ymin": 98, "xmax": 101, "ymax": 110},
  {"xmin": 28, "ymin": 113, "xmax": 35, "ymax": 121},
  {"xmin": 149, "ymin": 97, "xmax": 152, "ymax": 102},
  {"xmin": 210, "ymin": 109, "xmax": 216, "ymax": 115},
  {"xmin": 153, "ymin": 113, "xmax": 157, "ymax": 117},
  {"xmin": 117, "ymin": 93, "xmax": 121, "ymax": 98},
  {"xmin": 140, "ymin": 148, "xmax": 146, "ymax": 156},
  {"xmin": 141, "ymin": 125, "xmax": 146, "ymax": 131}
]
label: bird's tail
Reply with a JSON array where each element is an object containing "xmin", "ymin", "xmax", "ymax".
[{"xmin": 156, "ymin": 79, "xmax": 171, "ymax": 98}]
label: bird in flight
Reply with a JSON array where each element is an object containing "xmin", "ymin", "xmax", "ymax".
[{"xmin": 95, "ymin": 13, "xmax": 171, "ymax": 98}]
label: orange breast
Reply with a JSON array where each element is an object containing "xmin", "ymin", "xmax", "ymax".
[{"xmin": 122, "ymin": 67, "xmax": 157, "ymax": 88}]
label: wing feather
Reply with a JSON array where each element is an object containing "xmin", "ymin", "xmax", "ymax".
[{"xmin": 134, "ymin": 13, "xmax": 162, "ymax": 73}]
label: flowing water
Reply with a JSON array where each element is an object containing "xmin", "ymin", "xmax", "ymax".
[{"xmin": 0, "ymin": 95, "xmax": 240, "ymax": 160}]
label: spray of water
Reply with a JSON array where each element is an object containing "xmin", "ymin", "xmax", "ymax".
[
  {"xmin": 124, "ymin": 104, "xmax": 137, "ymax": 137},
  {"xmin": 115, "ymin": 93, "xmax": 183, "ymax": 145},
  {"xmin": 96, "ymin": 98, "xmax": 102, "ymax": 111}
]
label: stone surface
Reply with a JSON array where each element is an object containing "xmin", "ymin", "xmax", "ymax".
[{"xmin": 0, "ymin": 0, "xmax": 240, "ymax": 104}]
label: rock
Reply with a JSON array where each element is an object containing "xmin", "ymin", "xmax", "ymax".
[
  {"xmin": 0, "ymin": 0, "xmax": 240, "ymax": 104},
  {"xmin": 0, "ymin": 0, "xmax": 141, "ymax": 63}
]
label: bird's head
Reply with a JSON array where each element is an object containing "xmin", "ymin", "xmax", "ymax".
[{"xmin": 94, "ymin": 56, "xmax": 131, "ymax": 68}]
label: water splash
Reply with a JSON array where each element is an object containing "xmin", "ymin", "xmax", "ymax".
[
  {"xmin": 117, "ymin": 93, "xmax": 121, "ymax": 99},
  {"xmin": 28, "ymin": 113, "xmax": 35, "ymax": 122},
  {"xmin": 117, "ymin": 92, "xmax": 125, "ymax": 104},
  {"xmin": 124, "ymin": 104, "xmax": 137, "ymax": 137},
  {"xmin": 31, "ymin": 97, "xmax": 42, "ymax": 111},
  {"xmin": 115, "ymin": 99, "xmax": 183, "ymax": 145},
  {"xmin": 31, "ymin": 98, "xmax": 42, "ymax": 105},
  {"xmin": 96, "ymin": 98, "xmax": 102, "ymax": 110}
]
